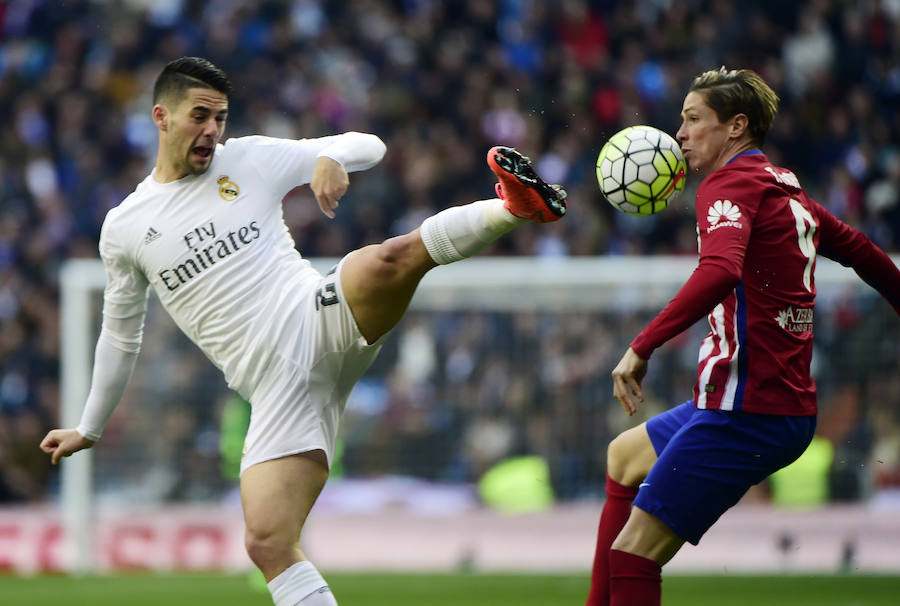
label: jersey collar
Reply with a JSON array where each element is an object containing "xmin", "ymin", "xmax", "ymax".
[{"xmin": 726, "ymin": 149, "xmax": 763, "ymax": 165}]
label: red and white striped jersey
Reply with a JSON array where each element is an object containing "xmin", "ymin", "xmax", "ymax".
[{"xmin": 631, "ymin": 151, "xmax": 900, "ymax": 415}]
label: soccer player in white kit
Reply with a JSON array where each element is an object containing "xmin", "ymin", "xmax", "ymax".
[{"xmin": 40, "ymin": 57, "xmax": 566, "ymax": 605}]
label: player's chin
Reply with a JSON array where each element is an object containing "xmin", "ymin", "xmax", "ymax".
[{"xmin": 188, "ymin": 153, "xmax": 214, "ymax": 174}]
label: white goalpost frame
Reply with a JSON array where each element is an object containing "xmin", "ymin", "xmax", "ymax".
[
  {"xmin": 58, "ymin": 254, "xmax": 896, "ymax": 573},
  {"xmin": 59, "ymin": 260, "xmax": 108, "ymax": 574}
]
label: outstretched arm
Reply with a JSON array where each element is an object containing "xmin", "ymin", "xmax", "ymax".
[
  {"xmin": 230, "ymin": 131, "xmax": 386, "ymax": 205},
  {"xmin": 815, "ymin": 203, "xmax": 900, "ymax": 314}
]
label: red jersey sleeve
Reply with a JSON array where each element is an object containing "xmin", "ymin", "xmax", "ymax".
[
  {"xmin": 630, "ymin": 171, "xmax": 755, "ymax": 358},
  {"xmin": 814, "ymin": 200, "xmax": 900, "ymax": 314},
  {"xmin": 630, "ymin": 261, "xmax": 740, "ymax": 358}
]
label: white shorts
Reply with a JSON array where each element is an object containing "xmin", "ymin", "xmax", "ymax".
[{"xmin": 240, "ymin": 256, "xmax": 384, "ymax": 474}]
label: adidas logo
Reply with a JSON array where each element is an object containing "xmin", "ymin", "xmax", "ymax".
[{"xmin": 144, "ymin": 227, "xmax": 162, "ymax": 244}]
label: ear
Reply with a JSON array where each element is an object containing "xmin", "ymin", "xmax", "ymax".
[
  {"xmin": 152, "ymin": 104, "xmax": 168, "ymax": 131},
  {"xmin": 730, "ymin": 113, "xmax": 749, "ymax": 140}
]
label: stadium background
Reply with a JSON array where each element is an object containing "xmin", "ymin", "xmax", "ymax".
[{"xmin": 1, "ymin": 0, "xmax": 899, "ymax": 602}]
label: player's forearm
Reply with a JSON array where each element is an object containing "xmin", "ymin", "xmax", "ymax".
[
  {"xmin": 852, "ymin": 249, "xmax": 900, "ymax": 315},
  {"xmin": 821, "ymin": 234, "xmax": 900, "ymax": 315},
  {"xmin": 75, "ymin": 329, "xmax": 140, "ymax": 441},
  {"xmin": 631, "ymin": 259, "xmax": 741, "ymax": 358},
  {"xmin": 316, "ymin": 131, "xmax": 386, "ymax": 172},
  {"xmin": 814, "ymin": 203, "xmax": 900, "ymax": 314},
  {"xmin": 74, "ymin": 305, "xmax": 145, "ymax": 440}
]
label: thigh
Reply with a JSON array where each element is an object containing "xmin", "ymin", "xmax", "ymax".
[
  {"xmin": 240, "ymin": 451, "xmax": 329, "ymax": 545},
  {"xmin": 242, "ymin": 273, "xmax": 386, "ymax": 474},
  {"xmin": 241, "ymin": 354, "xmax": 345, "ymax": 475},
  {"xmin": 608, "ymin": 401, "xmax": 694, "ymax": 486},
  {"xmin": 338, "ymin": 231, "xmax": 435, "ymax": 343}
]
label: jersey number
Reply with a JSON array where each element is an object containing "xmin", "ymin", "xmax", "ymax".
[
  {"xmin": 316, "ymin": 282, "xmax": 339, "ymax": 309},
  {"xmin": 789, "ymin": 199, "xmax": 817, "ymax": 292}
]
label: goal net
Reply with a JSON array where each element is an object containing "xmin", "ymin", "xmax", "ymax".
[{"xmin": 56, "ymin": 255, "xmax": 899, "ymax": 572}]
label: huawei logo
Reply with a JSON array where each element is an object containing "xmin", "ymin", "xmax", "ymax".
[
  {"xmin": 708, "ymin": 200, "xmax": 741, "ymax": 225},
  {"xmin": 706, "ymin": 200, "xmax": 743, "ymax": 232}
]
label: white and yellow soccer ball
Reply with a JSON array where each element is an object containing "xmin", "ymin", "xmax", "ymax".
[{"xmin": 596, "ymin": 125, "xmax": 686, "ymax": 215}]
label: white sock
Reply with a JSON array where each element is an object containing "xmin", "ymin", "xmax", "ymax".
[
  {"xmin": 420, "ymin": 198, "xmax": 527, "ymax": 264},
  {"xmin": 267, "ymin": 561, "xmax": 337, "ymax": 606},
  {"xmin": 296, "ymin": 587, "xmax": 338, "ymax": 606}
]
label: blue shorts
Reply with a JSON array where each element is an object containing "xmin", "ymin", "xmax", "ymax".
[{"xmin": 633, "ymin": 401, "xmax": 816, "ymax": 545}]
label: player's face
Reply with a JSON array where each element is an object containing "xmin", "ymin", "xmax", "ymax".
[
  {"xmin": 676, "ymin": 91, "xmax": 735, "ymax": 176},
  {"xmin": 159, "ymin": 87, "xmax": 228, "ymax": 179}
]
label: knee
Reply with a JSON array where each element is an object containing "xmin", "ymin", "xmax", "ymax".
[
  {"xmin": 372, "ymin": 236, "xmax": 407, "ymax": 269},
  {"xmin": 606, "ymin": 433, "xmax": 631, "ymax": 484},
  {"xmin": 368, "ymin": 234, "xmax": 429, "ymax": 282},
  {"xmin": 244, "ymin": 525, "xmax": 295, "ymax": 573},
  {"xmin": 607, "ymin": 429, "xmax": 654, "ymax": 487}
]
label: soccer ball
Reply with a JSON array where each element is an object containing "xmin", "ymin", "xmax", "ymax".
[{"xmin": 596, "ymin": 125, "xmax": 686, "ymax": 215}]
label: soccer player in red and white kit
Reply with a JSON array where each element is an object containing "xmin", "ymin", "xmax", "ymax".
[
  {"xmin": 39, "ymin": 57, "xmax": 566, "ymax": 606},
  {"xmin": 585, "ymin": 67, "xmax": 900, "ymax": 606}
]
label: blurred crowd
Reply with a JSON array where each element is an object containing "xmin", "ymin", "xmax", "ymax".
[{"xmin": 1, "ymin": 0, "xmax": 899, "ymax": 504}]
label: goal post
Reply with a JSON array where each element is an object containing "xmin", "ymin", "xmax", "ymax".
[
  {"xmin": 59, "ymin": 260, "xmax": 107, "ymax": 574},
  {"xmin": 57, "ymin": 254, "xmax": 898, "ymax": 573}
]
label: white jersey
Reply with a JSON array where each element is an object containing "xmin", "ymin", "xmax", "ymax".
[{"xmin": 98, "ymin": 133, "xmax": 385, "ymax": 400}]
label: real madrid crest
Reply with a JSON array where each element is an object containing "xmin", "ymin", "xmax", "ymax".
[{"xmin": 217, "ymin": 175, "xmax": 239, "ymax": 202}]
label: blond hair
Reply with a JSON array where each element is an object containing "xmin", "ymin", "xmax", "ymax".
[{"xmin": 690, "ymin": 67, "xmax": 779, "ymax": 147}]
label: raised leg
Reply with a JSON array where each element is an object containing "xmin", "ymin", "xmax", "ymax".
[{"xmin": 339, "ymin": 146, "xmax": 567, "ymax": 344}]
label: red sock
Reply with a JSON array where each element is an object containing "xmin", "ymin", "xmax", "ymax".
[
  {"xmin": 585, "ymin": 474, "xmax": 640, "ymax": 606},
  {"xmin": 609, "ymin": 549, "xmax": 661, "ymax": 606}
]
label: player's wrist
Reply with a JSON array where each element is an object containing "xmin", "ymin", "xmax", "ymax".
[
  {"xmin": 75, "ymin": 425, "xmax": 101, "ymax": 443},
  {"xmin": 314, "ymin": 153, "xmax": 345, "ymax": 168},
  {"xmin": 629, "ymin": 338, "xmax": 653, "ymax": 361}
]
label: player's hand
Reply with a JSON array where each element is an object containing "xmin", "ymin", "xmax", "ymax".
[
  {"xmin": 612, "ymin": 347, "xmax": 648, "ymax": 416},
  {"xmin": 310, "ymin": 157, "xmax": 349, "ymax": 219},
  {"xmin": 40, "ymin": 429, "xmax": 96, "ymax": 465}
]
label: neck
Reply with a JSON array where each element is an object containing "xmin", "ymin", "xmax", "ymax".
[
  {"xmin": 153, "ymin": 136, "xmax": 188, "ymax": 183},
  {"xmin": 153, "ymin": 151, "xmax": 188, "ymax": 184},
  {"xmin": 712, "ymin": 140, "xmax": 757, "ymax": 174}
]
